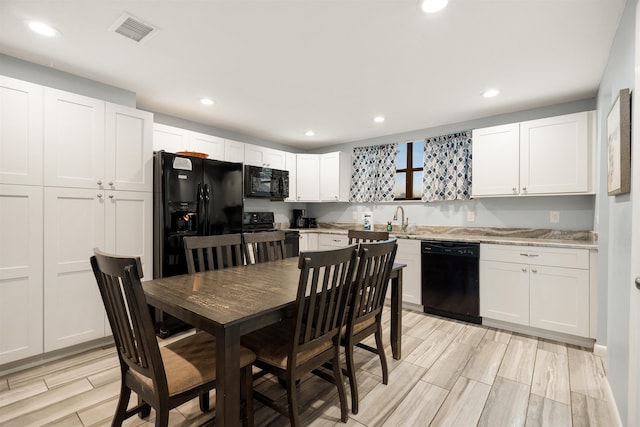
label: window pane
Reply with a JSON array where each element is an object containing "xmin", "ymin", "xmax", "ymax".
[
  {"xmin": 412, "ymin": 141, "xmax": 424, "ymax": 168},
  {"xmin": 395, "ymin": 172, "xmax": 406, "ymax": 199},
  {"xmin": 396, "ymin": 144, "xmax": 407, "ymax": 169},
  {"xmin": 412, "ymin": 171, "xmax": 423, "ymax": 198}
]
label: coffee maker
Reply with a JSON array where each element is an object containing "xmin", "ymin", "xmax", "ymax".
[{"xmin": 292, "ymin": 209, "xmax": 306, "ymax": 228}]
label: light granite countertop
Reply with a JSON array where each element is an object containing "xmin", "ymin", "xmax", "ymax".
[{"xmin": 284, "ymin": 223, "xmax": 598, "ymax": 250}]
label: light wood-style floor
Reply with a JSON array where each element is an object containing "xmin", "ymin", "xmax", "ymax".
[{"xmin": 0, "ymin": 308, "xmax": 617, "ymax": 427}]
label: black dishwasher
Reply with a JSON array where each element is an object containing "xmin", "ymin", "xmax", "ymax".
[{"xmin": 421, "ymin": 240, "xmax": 481, "ymax": 324}]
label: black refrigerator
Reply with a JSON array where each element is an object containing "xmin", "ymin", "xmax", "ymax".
[{"xmin": 153, "ymin": 151, "xmax": 243, "ymax": 279}]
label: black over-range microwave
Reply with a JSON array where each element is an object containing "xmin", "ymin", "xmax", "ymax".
[{"xmin": 244, "ymin": 165, "xmax": 289, "ymax": 200}]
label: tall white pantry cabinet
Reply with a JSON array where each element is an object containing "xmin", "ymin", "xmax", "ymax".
[{"xmin": 0, "ymin": 75, "xmax": 154, "ymax": 364}]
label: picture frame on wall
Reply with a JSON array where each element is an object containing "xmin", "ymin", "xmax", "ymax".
[{"xmin": 607, "ymin": 88, "xmax": 631, "ymax": 196}]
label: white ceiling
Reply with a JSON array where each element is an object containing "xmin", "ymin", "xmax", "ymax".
[{"xmin": 0, "ymin": 0, "xmax": 626, "ymax": 149}]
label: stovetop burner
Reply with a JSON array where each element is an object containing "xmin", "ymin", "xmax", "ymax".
[{"xmin": 243, "ymin": 211, "xmax": 275, "ymax": 232}]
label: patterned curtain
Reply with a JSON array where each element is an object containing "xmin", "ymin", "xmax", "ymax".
[
  {"xmin": 422, "ymin": 131, "xmax": 472, "ymax": 202},
  {"xmin": 349, "ymin": 144, "xmax": 398, "ymax": 203}
]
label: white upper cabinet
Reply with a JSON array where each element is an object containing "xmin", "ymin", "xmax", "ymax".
[
  {"xmin": 0, "ymin": 184, "xmax": 43, "ymax": 364},
  {"xmin": 188, "ymin": 131, "xmax": 225, "ymax": 160},
  {"xmin": 153, "ymin": 123, "xmax": 188, "ymax": 153},
  {"xmin": 224, "ymin": 139, "xmax": 245, "ymax": 163},
  {"xmin": 0, "ymin": 76, "xmax": 43, "ymax": 185},
  {"xmin": 44, "ymin": 88, "xmax": 105, "ymax": 189},
  {"xmin": 296, "ymin": 154, "xmax": 320, "ymax": 201},
  {"xmin": 520, "ymin": 112, "xmax": 589, "ymax": 195},
  {"xmin": 44, "ymin": 88, "xmax": 153, "ymax": 191},
  {"xmin": 472, "ymin": 111, "xmax": 593, "ymax": 197},
  {"xmin": 319, "ymin": 152, "xmax": 351, "ymax": 202},
  {"xmin": 285, "ymin": 152, "xmax": 297, "ymax": 202},
  {"xmin": 106, "ymin": 104, "xmax": 153, "ymax": 192},
  {"xmin": 471, "ymin": 124, "xmax": 519, "ymax": 196},
  {"xmin": 244, "ymin": 143, "xmax": 286, "ymax": 169}
]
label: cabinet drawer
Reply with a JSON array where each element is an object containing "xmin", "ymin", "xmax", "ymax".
[
  {"xmin": 318, "ymin": 234, "xmax": 348, "ymax": 249},
  {"xmin": 480, "ymin": 244, "xmax": 588, "ymax": 269}
]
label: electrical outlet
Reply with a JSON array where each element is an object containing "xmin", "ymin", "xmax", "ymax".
[
  {"xmin": 352, "ymin": 211, "xmax": 358, "ymax": 220},
  {"xmin": 550, "ymin": 211, "xmax": 560, "ymax": 224},
  {"xmin": 467, "ymin": 211, "xmax": 475, "ymax": 222}
]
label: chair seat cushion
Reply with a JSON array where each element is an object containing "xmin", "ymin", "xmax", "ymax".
[
  {"xmin": 242, "ymin": 320, "xmax": 333, "ymax": 370},
  {"xmin": 132, "ymin": 331, "xmax": 256, "ymax": 396}
]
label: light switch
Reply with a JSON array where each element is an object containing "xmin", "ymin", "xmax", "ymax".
[
  {"xmin": 352, "ymin": 211, "xmax": 358, "ymax": 220},
  {"xmin": 467, "ymin": 211, "xmax": 475, "ymax": 222},
  {"xmin": 550, "ymin": 211, "xmax": 560, "ymax": 223}
]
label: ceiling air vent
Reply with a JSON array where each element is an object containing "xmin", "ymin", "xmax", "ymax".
[{"xmin": 110, "ymin": 13, "xmax": 157, "ymax": 43}]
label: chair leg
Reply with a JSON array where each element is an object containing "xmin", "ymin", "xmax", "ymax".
[
  {"xmin": 286, "ymin": 375, "xmax": 300, "ymax": 427},
  {"xmin": 375, "ymin": 327, "xmax": 389, "ymax": 385},
  {"xmin": 199, "ymin": 392, "xmax": 210, "ymax": 412},
  {"xmin": 113, "ymin": 382, "xmax": 132, "ymax": 426},
  {"xmin": 344, "ymin": 339, "xmax": 359, "ymax": 414},
  {"xmin": 155, "ymin": 407, "xmax": 169, "ymax": 427},
  {"xmin": 332, "ymin": 345, "xmax": 349, "ymax": 423},
  {"xmin": 137, "ymin": 394, "xmax": 151, "ymax": 418}
]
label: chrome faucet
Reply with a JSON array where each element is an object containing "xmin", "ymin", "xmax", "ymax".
[{"xmin": 393, "ymin": 206, "xmax": 409, "ymax": 232}]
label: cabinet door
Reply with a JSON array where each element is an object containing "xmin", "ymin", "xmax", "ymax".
[
  {"xmin": 520, "ymin": 112, "xmax": 589, "ymax": 194},
  {"xmin": 395, "ymin": 239, "xmax": 421, "ymax": 305},
  {"xmin": 0, "ymin": 185, "xmax": 43, "ymax": 364},
  {"xmin": 529, "ymin": 265, "xmax": 589, "ymax": 336},
  {"xmin": 104, "ymin": 191, "xmax": 153, "ymax": 279},
  {"xmin": 480, "ymin": 260, "xmax": 529, "ymax": 325},
  {"xmin": 318, "ymin": 233, "xmax": 349, "ymax": 250},
  {"xmin": 225, "ymin": 139, "xmax": 245, "ymax": 163},
  {"xmin": 296, "ymin": 154, "xmax": 320, "ymax": 201},
  {"xmin": 244, "ymin": 144, "xmax": 265, "ymax": 167},
  {"xmin": 44, "ymin": 88, "xmax": 105, "ymax": 189},
  {"xmin": 153, "ymin": 123, "xmax": 188, "ymax": 153},
  {"xmin": 189, "ymin": 131, "xmax": 225, "ymax": 161},
  {"xmin": 44, "ymin": 187, "xmax": 106, "ymax": 351},
  {"xmin": 471, "ymin": 124, "xmax": 520, "ymax": 196},
  {"xmin": 0, "ymin": 76, "xmax": 43, "ymax": 185},
  {"xmin": 264, "ymin": 148, "xmax": 286, "ymax": 169},
  {"xmin": 320, "ymin": 152, "xmax": 341, "ymax": 201},
  {"xmin": 285, "ymin": 152, "xmax": 297, "ymax": 202},
  {"xmin": 106, "ymin": 104, "xmax": 153, "ymax": 192}
]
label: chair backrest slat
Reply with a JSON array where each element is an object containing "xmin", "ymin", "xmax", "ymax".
[
  {"xmin": 347, "ymin": 229, "xmax": 389, "ymax": 245},
  {"xmin": 243, "ymin": 231, "xmax": 286, "ymax": 264},
  {"xmin": 349, "ymin": 239, "xmax": 398, "ymax": 330},
  {"xmin": 292, "ymin": 246, "xmax": 358, "ymax": 363},
  {"xmin": 91, "ymin": 249, "xmax": 169, "ymax": 395},
  {"xmin": 184, "ymin": 234, "xmax": 244, "ymax": 273}
]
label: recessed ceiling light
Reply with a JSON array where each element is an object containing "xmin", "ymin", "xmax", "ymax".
[
  {"xmin": 200, "ymin": 98, "xmax": 214, "ymax": 106},
  {"xmin": 482, "ymin": 89, "xmax": 500, "ymax": 98},
  {"xmin": 420, "ymin": 0, "xmax": 448, "ymax": 13},
  {"xmin": 28, "ymin": 21, "xmax": 59, "ymax": 37},
  {"xmin": 305, "ymin": 131, "xmax": 315, "ymax": 136},
  {"xmin": 373, "ymin": 116, "xmax": 385, "ymax": 123}
]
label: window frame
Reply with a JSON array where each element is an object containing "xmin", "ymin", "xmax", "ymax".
[{"xmin": 395, "ymin": 141, "xmax": 423, "ymax": 201}]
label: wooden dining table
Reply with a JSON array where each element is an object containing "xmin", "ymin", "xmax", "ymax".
[{"xmin": 143, "ymin": 257, "xmax": 406, "ymax": 427}]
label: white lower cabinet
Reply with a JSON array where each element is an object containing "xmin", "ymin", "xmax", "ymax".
[
  {"xmin": 395, "ymin": 239, "xmax": 421, "ymax": 305},
  {"xmin": 480, "ymin": 243, "xmax": 590, "ymax": 337},
  {"xmin": 299, "ymin": 233, "xmax": 318, "ymax": 252},
  {"xmin": 318, "ymin": 233, "xmax": 348, "ymax": 250},
  {"xmin": 44, "ymin": 187, "xmax": 152, "ymax": 352},
  {"xmin": 0, "ymin": 185, "xmax": 43, "ymax": 364}
]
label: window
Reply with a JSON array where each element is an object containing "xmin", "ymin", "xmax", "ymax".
[{"xmin": 394, "ymin": 141, "xmax": 423, "ymax": 200}]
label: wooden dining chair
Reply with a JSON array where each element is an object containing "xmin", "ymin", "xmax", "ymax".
[
  {"xmin": 347, "ymin": 229, "xmax": 389, "ymax": 245},
  {"xmin": 90, "ymin": 249, "xmax": 256, "ymax": 427},
  {"xmin": 242, "ymin": 230, "xmax": 286, "ymax": 264},
  {"xmin": 184, "ymin": 234, "xmax": 244, "ymax": 273},
  {"xmin": 343, "ymin": 238, "xmax": 398, "ymax": 414},
  {"xmin": 241, "ymin": 245, "xmax": 359, "ymax": 426}
]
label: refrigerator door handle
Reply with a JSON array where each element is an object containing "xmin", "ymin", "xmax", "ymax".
[
  {"xmin": 204, "ymin": 184, "xmax": 211, "ymax": 234},
  {"xmin": 196, "ymin": 183, "xmax": 204, "ymax": 234}
]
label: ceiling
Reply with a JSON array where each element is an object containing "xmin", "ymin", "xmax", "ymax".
[{"xmin": 0, "ymin": 0, "xmax": 626, "ymax": 149}]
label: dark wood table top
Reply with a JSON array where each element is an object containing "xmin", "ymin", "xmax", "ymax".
[{"xmin": 143, "ymin": 257, "xmax": 303, "ymax": 330}]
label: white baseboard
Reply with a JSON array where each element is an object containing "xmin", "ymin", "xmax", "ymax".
[{"xmin": 593, "ymin": 343, "xmax": 607, "ymax": 371}]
